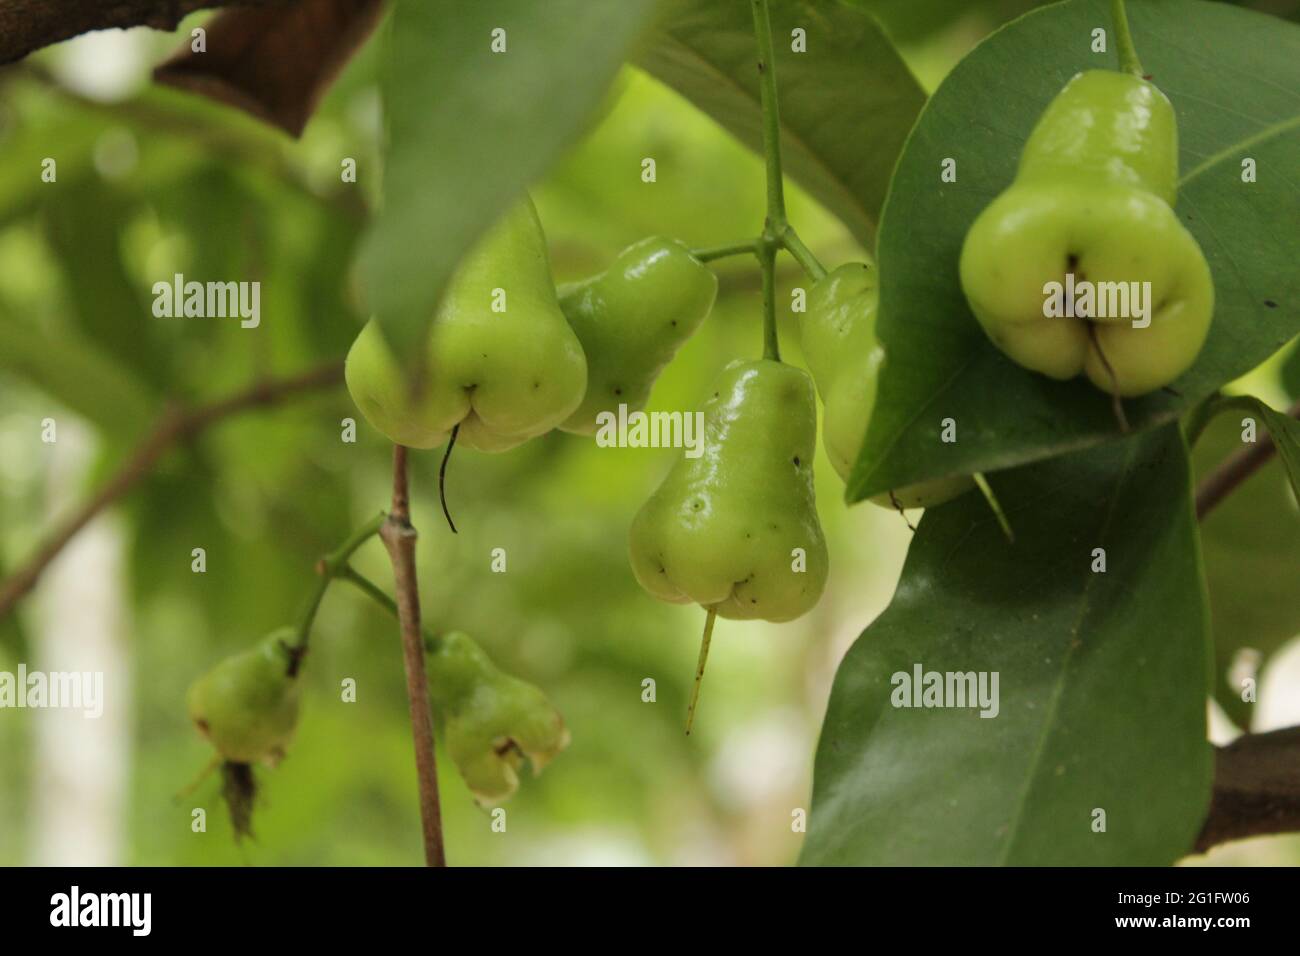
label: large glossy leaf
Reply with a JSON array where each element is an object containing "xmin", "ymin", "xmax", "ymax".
[
  {"xmin": 638, "ymin": 0, "xmax": 925, "ymax": 247},
  {"xmin": 849, "ymin": 0, "xmax": 1300, "ymax": 502},
  {"xmin": 358, "ymin": 0, "xmax": 660, "ymax": 356},
  {"xmin": 802, "ymin": 425, "xmax": 1212, "ymax": 865},
  {"xmin": 1192, "ymin": 409, "xmax": 1300, "ymax": 728}
]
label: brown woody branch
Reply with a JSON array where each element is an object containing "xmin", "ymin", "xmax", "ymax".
[
  {"xmin": 0, "ymin": 0, "xmax": 292, "ymax": 65},
  {"xmin": 1195, "ymin": 726, "xmax": 1300, "ymax": 853},
  {"xmin": 0, "ymin": 359, "xmax": 343, "ymax": 619},
  {"xmin": 1195, "ymin": 397, "xmax": 1300, "ymax": 520},
  {"xmin": 379, "ymin": 444, "xmax": 447, "ymax": 867}
]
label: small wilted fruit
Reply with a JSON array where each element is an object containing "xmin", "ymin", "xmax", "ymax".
[
  {"xmin": 186, "ymin": 627, "xmax": 302, "ymax": 766},
  {"xmin": 427, "ymin": 631, "xmax": 569, "ymax": 805}
]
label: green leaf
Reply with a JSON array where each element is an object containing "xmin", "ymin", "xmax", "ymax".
[
  {"xmin": 1190, "ymin": 402, "xmax": 1300, "ymax": 726},
  {"xmin": 42, "ymin": 181, "xmax": 170, "ymax": 390},
  {"xmin": 358, "ymin": 0, "xmax": 660, "ymax": 356},
  {"xmin": 803, "ymin": 425, "xmax": 1212, "ymax": 865},
  {"xmin": 849, "ymin": 0, "xmax": 1300, "ymax": 502},
  {"xmin": 0, "ymin": 318, "xmax": 155, "ymax": 440},
  {"xmin": 638, "ymin": 0, "xmax": 925, "ymax": 247}
]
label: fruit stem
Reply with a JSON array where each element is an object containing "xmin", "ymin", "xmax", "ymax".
[
  {"xmin": 753, "ymin": 0, "xmax": 790, "ymax": 363},
  {"xmin": 439, "ymin": 424, "xmax": 459, "ymax": 534},
  {"xmin": 693, "ymin": 240, "xmax": 760, "ymax": 263},
  {"xmin": 293, "ymin": 510, "xmax": 386, "ymax": 658},
  {"xmin": 336, "ymin": 564, "xmax": 445, "ymax": 655},
  {"xmin": 1110, "ymin": 0, "xmax": 1145, "ymax": 77},
  {"xmin": 752, "ymin": 0, "xmax": 786, "ymax": 226},
  {"xmin": 1086, "ymin": 323, "xmax": 1130, "ymax": 433},
  {"xmin": 781, "ymin": 226, "xmax": 828, "ymax": 281},
  {"xmin": 973, "ymin": 472, "xmax": 1015, "ymax": 543},
  {"xmin": 685, "ymin": 608, "xmax": 718, "ymax": 736},
  {"xmin": 759, "ymin": 236, "xmax": 782, "ymax": 361}
]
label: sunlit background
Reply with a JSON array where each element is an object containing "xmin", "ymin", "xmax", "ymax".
[{"xmin": 1, "ymin": 0, "xmax": 1297, "ymax": 866}]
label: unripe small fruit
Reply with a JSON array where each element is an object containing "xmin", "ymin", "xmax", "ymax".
[
  {"xmin": 186, "ymin": 627, "xmax": 302, "ymax": 766},
  {"xmin": 427, "ymin": 631, "xmax": 569, "ymax": 804}
]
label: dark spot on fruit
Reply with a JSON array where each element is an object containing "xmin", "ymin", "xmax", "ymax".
[
  {"xmin": 1264, "ymin": 299, "xmax": 1277, "ymax": 308},
  {"xmin": 792, "ymin": 456, "xmax": 800, "ymax": 466},
  {"xmin": 614, "ymin": 387, "xmax": 623, "ymax": 396}
]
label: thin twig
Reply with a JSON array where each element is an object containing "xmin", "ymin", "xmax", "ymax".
[
  {"xmin": 379, "ymin": 444, "xmax": 447, "ymax": 867},
  {"xmin": 1195, "ymin": 397, "xmax": 1300, "ymax": 520},
  {"xmin": 0, "ymin": 359, "xmax": 344, "ymax": 620}
]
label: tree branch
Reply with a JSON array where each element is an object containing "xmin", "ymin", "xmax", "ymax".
[
  {"xmin": 1195, "ymin": 726, "xmax": 1300, "ymax": 853},
  {"xmin": 379, "ymin": 444, "xmax": 447, "ymax": 867},
  {"xmin": 0, "ymin": 359, "xmax": 343, "ymax": 619},
  {"xmin": 1195, "ymin": 396, "xmax": 1300, "ymax": 520},
  {"xmin": 0, "ymin": 0, "xmax": 293, "ymax": 65}
]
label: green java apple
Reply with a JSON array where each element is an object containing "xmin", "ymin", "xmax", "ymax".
[
  {"xmin": 426, "ymin": 631, "xmax": 569, "ymax": 805},
  {"xmin": 558, "ymin": 237, "xmax": 717, "ymax": 435},
  {"xmin": 628, "ymin": 359, "xmax": 828, "ymax": 622},
  {"xmin": 959, "ymin": 70, "xmax": 1213, "ymax": 397},
  {"xmin": 186, "ymin": 627, "xmax": 301, "ymax": 766},
  {"xmin": 799, "ymin": 263, "xmax": 972, "ymax": 509},
  {"xmin": 345, "ymin": 197, "xmax": 587, "ymax": 451}
]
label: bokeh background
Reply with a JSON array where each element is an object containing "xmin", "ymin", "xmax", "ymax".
[{"xmin": 1, "ymin": 0, "xmax": 1297, "ymax": 866}]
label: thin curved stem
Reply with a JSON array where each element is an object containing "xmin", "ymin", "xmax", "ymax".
[
  {"xmin": 1110, "ymin": 0, "xmax": 1145, "ymax": 76},
  {"xmin": 685, "ymin": 608, "xmax": 717, "ymax": 736},
  {"xmin": 336, "ymin": 565, "xmax": 443, "ymax": 655},
  {"xmin": 439, "ymin": 424, "xmax": 459, "ymax": 534},
  {"xmin": 693, "ymin": 240, "xmax": 759, "ymax": 263},
  {"xmin": 293, "ymin": 511, "xmax": 386, "ymax": 655},
  {"xmin": 781, "ymin": 226, "xmax": 827, "ymax": 281}
]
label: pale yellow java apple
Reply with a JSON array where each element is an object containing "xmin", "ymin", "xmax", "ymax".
[{"xmin": 345, "ymin": 197, "xmax": 587, "ymax": 451}]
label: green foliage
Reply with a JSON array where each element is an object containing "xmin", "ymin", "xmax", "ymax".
[
  {"xmin": 1192, "ymin": 405, "xmax": 1300, "ymax": 727},
  {"xmin": 803, "ymin": 426, "xmax": 1212, "ymax": 865},
  {"xmin": 850, "ymin": 0, "xmax": 1300, "ymax": 502},
  {"xmin": 640, "ymin": 0, "xmax": 926, "ymax": 247},
  {"xmin": 359, "ymin": 0, "xmax": 660, "ymax": 358}
]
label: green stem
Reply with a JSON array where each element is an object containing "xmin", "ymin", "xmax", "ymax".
[
  {"xmin": 972, "ymin": 472, "xmax": 1014, "ymax": 544},
  {"xmin": 781, "ymin": 226, "xmax": 828, "ymax": 281},
  {"xmin": 752, "ymin": 0, "xmax": 786, "ymax": 225},
  {"xmin": 752, "ymin": 0, "xmax": 789, "ymax": 361},
  {"xmin": 685, "ymin": 607, "xmax": 717, "ymax": 736},
  {"xmin": 1110, "ymin": 0, "xmax": 1145, "ymax": 76},
  {"xmin": 337, "ymin": 564, "xmax": 444, "ymax": 655},
  {"xmin": 693, "ymin": 240, "xmax": 759, "ymax": 263},
  {"xmin": 759, "ymin": 239, "xmax": 781, "ymax": 361},
  {"xmin": 293, "ymin": 512, "xmax": 386, "ymax": 654}
]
